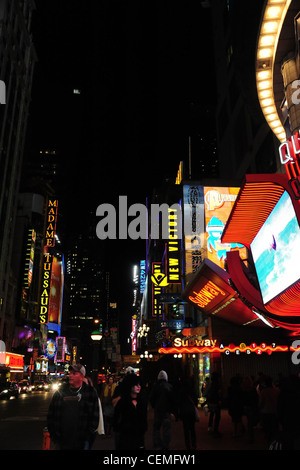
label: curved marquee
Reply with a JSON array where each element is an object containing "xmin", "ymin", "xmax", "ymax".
[{"xmin": 222, "ymin": 173, "xmax": 300, "ymax": 333}]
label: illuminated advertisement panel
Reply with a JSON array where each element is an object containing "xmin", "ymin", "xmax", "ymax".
[
  {"xmin": 5, "ymin": 352, "xmax": 24, "ymax": 371},
  {"xmin": 55, "ymin": 337, "xmax": 66, "ymax": 362},
  {"xmin": 188, "ymin": 275, "xmax": 233, "ymax": 314},
  {"xmin": 140, "ymin": 260, "xmax": 146, "ymax": 293},
  {"xmin": 48, "ymin": 256, "xmax": 64, "ymax": 325},
  {"xmin": 251, "ymin": 191, "xmax": 300, "ymax": 304},
  {"xmin": 183, "ymin": 185, "xmax": 205, "ymax": 282},
  {"xmin": 39, "ymin": 253, "xmax": 53, "ymax": 324},
  {"xmin": 45, "ymin": 339, "xmax": 56, "ymax": 359},
  {"xmin": 131, "ymin": 316, "xmax": 137, "ymax": 355},
  {"xmin": 204, "ymin": 187, "xmax": 245, "ymax": 269},
  {"xmin": 151, "ymin": 262, "xmax": 166, "ymax": 317},
  {"xmin": 24, "ymin": 229, "xmax": 36, "ymax": 289}
]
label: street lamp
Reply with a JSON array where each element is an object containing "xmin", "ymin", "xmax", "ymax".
[
  {"xmin": 91, "ymin": 329, "xmax": 103, "ymax": 386},
  {"xmin": 137, "ymin": 324, "xmax": 150, "ymax": 338}
]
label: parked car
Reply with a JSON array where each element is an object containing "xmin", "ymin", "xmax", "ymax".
[
  {"xmin": 18, "ymin": 380, "xmax": 32, "ymax": 393},
  {"xmin": 0, "ymin": 382, "xmax": 20, "ymax": 399}
]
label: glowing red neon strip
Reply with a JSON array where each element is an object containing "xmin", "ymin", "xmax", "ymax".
[{"xmin": 158, "ymin": 345, "xmax": 290, "ymax": 354}]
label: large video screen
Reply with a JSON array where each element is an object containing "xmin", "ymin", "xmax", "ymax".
[{"xmin": 250, "ymin": 191, "xmax": 300, "ymax": 304}]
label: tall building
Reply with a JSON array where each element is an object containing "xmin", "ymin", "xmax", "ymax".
[
  {"xmin": 64, "ymin": 224, "xmax": 107, "ymax": 369},
  {"xmin": 210, "ymin": 0, "xmax": 283, "ymax": 178},
  {"xmin": 0, "ymin": 0, "xmax": 37, "ymax": 347}
]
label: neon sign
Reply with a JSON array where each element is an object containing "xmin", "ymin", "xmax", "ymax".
[
  {"xmin": 45, "ymin": 199, "xmax": 58, "ymax": 247},
  {"xmin": 131, "ymin": 316, "xmax": 137, "ymax": 355},
  {"xmin": 152, "ymin": 262, "xmax": 165, "ymax": 317},
  {"xmin": 159, "ymin": 342, "xmax": 290, "ymax": 355},
  {"xmin": 5, "ymin": 352, "xmax": 24, "ymax": 370},
  {"xmin": 39, "ymin": 253, "xmax": 53, "ymax": 324},
  {"xmin": 166, "ymin": 207, "xmax": 181, "ymax": 284},
  {"xmin": 278, "ymin": 131, "xmax": 300, "ymax": 199},
  {"xmin": 140, "ymin": 260, "xmax": 146, "ymax": 293},
  {"xmin": 173, "ymin": 337, "xmax": 217, "ymax": 348},
  {"xmin": 188, "ymin": 280, "xmax": 226, "ymax": 309}
]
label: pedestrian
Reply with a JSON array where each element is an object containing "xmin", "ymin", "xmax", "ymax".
[
  {"xmin": 101, "ymin": 375, "xmax": 117, "ymax": 437},
  {"xmin": 113, "ymin": 373, "xmax": 148, "ymax": 450},
  {"xmin": 111, "ymin": 368, "xmax": 136, "ymax": 449},
  {"xmin": 177, "ymin": 376, "xmax": 198, "ymax": 450},
  {"xmin": 112, "ymin": 366, "xmax": 135, "ymax": 407},
  {"xmin": 241, "ymin": 375, "xmax": 258, "ymax": 443},
  {"xmin": 47, "ymin": 364, "xmax": 99, "ymax": 450},
  {"xmin": 149, "ymin": 370, "xmax": 176, "ymax": 450},
  {"xmin": 206, "ymin": 371, "xmax": 222, "ymax": 437},
  {"xmin": 83, "ymin": 374, "xmax": 105, "ymax": 437},
  {"xmin": 259, "ymin": 376, "xmax": 279, "ymax": 445},
  {"xmin": 227, "ymin": 376, "xmax": 243, "ymax": 438}
]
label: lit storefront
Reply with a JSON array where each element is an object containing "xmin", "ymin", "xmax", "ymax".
[{"xmin": 0, "ymin": 352, "xmax": 24, "ymax": 382}]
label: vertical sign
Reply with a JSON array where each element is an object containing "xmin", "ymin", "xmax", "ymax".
[
  {"xmin": 45, "ymin": 199, "xmax": 58, "ymax": 247},
  {"xmin": 55, "ymin": 336, "xmax": 66, "ymax": 362},
  {"xmin": 24, "ymin": 229, "xmax": 36, "ymax": 289},
  {"xmin": 166, "ymin": 207, "xmax": 181, "ymax": 283},
  {"xmin": 140, "ymin": 260, "xmax": 146, "ymax": 293},
  {"xmin": 131, "ymin": 316, "xmax": 137, "ymax": 355},
  {"xmin": 183, "ymin": 185, "xmax": 205, "ymax": 282},
  {"xmin": 39, "ymin": 253, "xmax": 53, "ymax": 324},
  {"xmin": 151, "ymin": 262, "xmax": 166, "ymax": 317}
]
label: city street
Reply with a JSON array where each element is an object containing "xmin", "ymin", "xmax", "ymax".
[{"xmin": 0, "ymin": 390, "xmax": 268, "ymax": 451}]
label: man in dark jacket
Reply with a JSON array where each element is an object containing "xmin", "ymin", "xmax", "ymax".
[
  {"xmin": 47, "ymin": 364, "xmax": 99, "ymax": 450},
  {"xmin": 149, "ymin": 370, "xmax": 175, "ymax": 450}
]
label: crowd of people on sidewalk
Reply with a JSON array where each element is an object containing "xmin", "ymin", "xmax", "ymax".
[
  {"xmin": 226, "ymin": 371, "xmax": 300, "ymax": 450},
  {"xmin": 46, "ymin": 364, "xmax": 300, "ymax": 451}
]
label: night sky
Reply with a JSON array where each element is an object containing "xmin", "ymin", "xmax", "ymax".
[{"xmin": 24, "ymin": 1, "xmax": 215, "ymax": 334}]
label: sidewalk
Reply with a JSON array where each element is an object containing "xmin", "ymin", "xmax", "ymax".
[{"xmin": 94, "ymin": 407, "xmax": 268, "ymax": 451}]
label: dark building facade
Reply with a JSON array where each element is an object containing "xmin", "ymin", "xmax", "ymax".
[{"xmin": 0, "ymin": 0, "xmax": 37, "ymax": 348}]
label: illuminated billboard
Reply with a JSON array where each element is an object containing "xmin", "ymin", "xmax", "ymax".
[
  {"xmin": 204, "ymin": 187, "xmax": 245, "ymax": 269},
  {"xmin": 166, "ymin": 206, "xmax": 181, "ymax": 284},
  {"xmin": 183, "ymin": 185, "xmax": 205, "ymax": 281},
  {"xmin": 48, "ymin": 256, "xmax": 64, "ymax": 325},
  {"xmin": 151, "ymin": 262, "xmax": 165, "ymax": 317},
  {"xmin": 39, "ymin": 253, "xmax": 53, "ymax": 324},
  {"xmin": 251, "ymin": 191, "xmax": 300, "ymax": 304}
]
